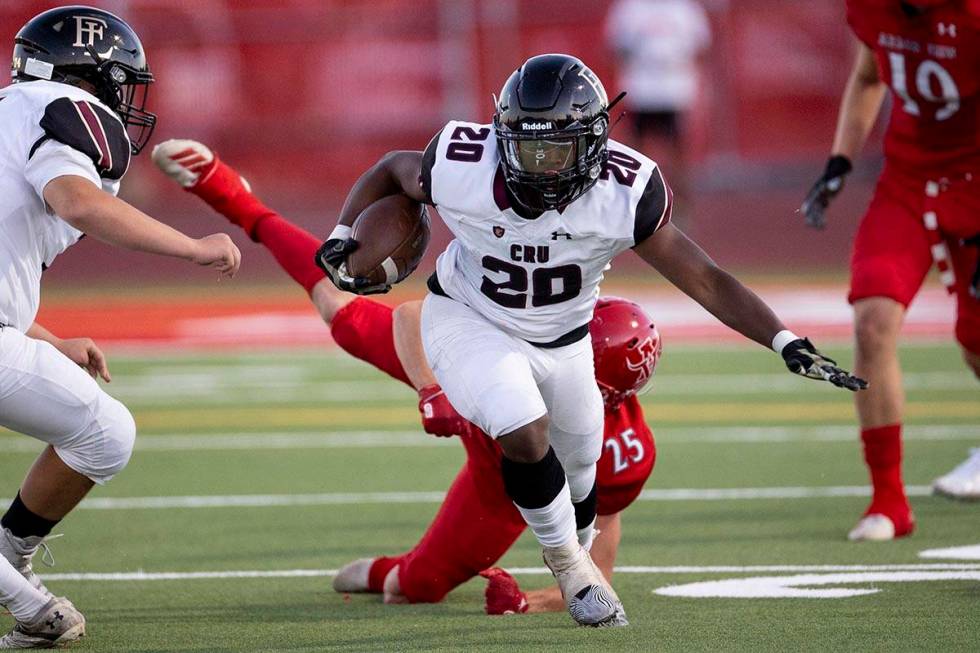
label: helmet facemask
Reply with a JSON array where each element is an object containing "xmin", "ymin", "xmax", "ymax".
[
  {"xmin": 496, "ymin": 117, "xmax": 608, "ymax": 212},
  {"xmin": 81, "ymin": 46, "xmax": 157, "ymax": 154}
]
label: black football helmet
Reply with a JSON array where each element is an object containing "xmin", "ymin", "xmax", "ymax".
[
  {"xmin": 12, "ymin": 5, "xmax": 156, "ymax": 154},
  {"xmin": 494, "ymin": 54, "xmax": 621, "ymax": 212}
]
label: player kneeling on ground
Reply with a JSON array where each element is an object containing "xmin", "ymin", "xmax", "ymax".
[
  {"xmin": 153, "ymin": 138, "xmax": 658, "ymax": 619},
  {"xmin": 316, "ymin": 54, "xmax": 867, "ymax": 626},
  {"xmin": 0, "ymin": 7, "xmax": 240, "ymax": 649}
]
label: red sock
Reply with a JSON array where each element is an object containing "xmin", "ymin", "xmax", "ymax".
[
  {"xmin": 860, "ymin": 424, "xmax": 914, "ymax": 533},
  {"xmin": 192, "ymin": 157, "xmax": 273, "ymax": 240},
  {"xmin": 367, "ymin": 556, "xmax": 401, "ymax": 593},
  {"xmin": 329, "ymin": 298, "xmax": 411, "ymax": 385},
  {"xmin": 252, "ymin": 216, "xmax": 325, "ymax": 295}
]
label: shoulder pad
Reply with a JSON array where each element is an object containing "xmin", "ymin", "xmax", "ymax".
[{"xmin": 38, "ymin": 97, "xmax": 130, "ymax": 180}]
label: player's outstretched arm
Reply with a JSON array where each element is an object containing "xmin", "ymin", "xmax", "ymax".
[
  {"xmin": 800, "ymin": 41, "xmax": 886, "ymax": 229},
  {"xmin": 316, "ymin": 151, "xmax": 428, "ymax": 295},
  {"xmin": 635, "ymin": 224, "xmax": 867, "ymax": 390},
  {"xmin": 43, "ymin": 175, "xmax": 241, "ymax": 277}
]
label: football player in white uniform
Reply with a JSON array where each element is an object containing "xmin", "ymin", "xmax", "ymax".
[
  {"xmin": 0, "ymin": 6, "xmax": 240, "ymax": 648},
  {"xmin": 317, "ymin": 54, "xmax": 866, "ymax": 627}
]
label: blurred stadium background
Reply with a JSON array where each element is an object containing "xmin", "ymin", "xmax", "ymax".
[{"xmin": 3, "ymin": 0, "xmax": 875, "ymax": 284}]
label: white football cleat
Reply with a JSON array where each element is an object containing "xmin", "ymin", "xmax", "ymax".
[
  {"xmin": 151, "ymin": 139, "xmax": 217, "ymax": 189},
  {"xmin": 0, "ymin": 529, "xmax": 55, "ymax": 599},
  {"xmin": 933, "ymin": 448, "xmax": 980, "ymax": 501},
  {"xmin": 542, "ymin": 538, "xmax": 625, "ymax": 627},
  {"xmin": 0, "ymin": 596, "xmax": 85, "ymax": 649},
  {"xmin": 332, "ymin": 557, "xmax": 374, "ymax": 593},
  {"xmin": 848, "ymin": 514, "xmax": 896, "ymax": 541}
]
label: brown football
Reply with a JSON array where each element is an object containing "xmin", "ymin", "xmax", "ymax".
[{"xmin": 346, "ymin": 194, "xmax": 430, "ymax": 286}]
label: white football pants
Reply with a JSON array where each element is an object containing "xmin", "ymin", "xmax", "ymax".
[
  {"xmin": 420, "ymin": 293, "xmax": 603, "ymax": 504},
  {"xmin": 0, "ymin": 327, "xmax": 135, "ymax": 484}
]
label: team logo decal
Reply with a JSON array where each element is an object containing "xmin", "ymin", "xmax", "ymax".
[
  {"xmin": 73, "ymin": 16, "xmax": 108, "ymax": 47},
  {"xmin": 625, "ymin": 337, "xmax": 658, "ymax": 386},
  {"xmin": 493, "ymin": 226, "xmax": 505, "ymax": 238}
]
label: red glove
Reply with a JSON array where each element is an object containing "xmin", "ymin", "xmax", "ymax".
[
  {"xmin": 417, "ymin": 384, "xmax": 472, "ymax": 437},
  {"xmin": 479, "ymin": 568, "xmax": 529, "ymax": 615}
]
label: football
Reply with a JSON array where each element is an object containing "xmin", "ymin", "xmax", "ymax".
[{"xmin": 346, "ymin": 194, "xmax": 430, "ymax": 285}]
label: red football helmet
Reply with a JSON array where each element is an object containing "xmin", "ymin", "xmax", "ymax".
[{"xmin": 590, "ymin": 297, "xmax": 662, "ymax": 407}]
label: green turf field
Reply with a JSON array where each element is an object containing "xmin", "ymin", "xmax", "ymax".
[{"xmin": 1, "ymin": 341, "xmax": 977, "ymax": 652}]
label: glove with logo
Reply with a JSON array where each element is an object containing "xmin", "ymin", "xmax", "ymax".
[
  {"xmin": 314, "ymin": 231, "xmax": 391, "ymax": 296},
  {"xmin": 418, "ymin": 384, "xmax": 472, "ymax": 437},
  {"xmin": 800, "ymin": 155, "xmax": 853, "ymax": 230},
  {"xmin": 479, "ymin": 568, "xmax": 529, "ymax": 615},
  {"xmin": 782, "ymin": 337, "xmax": 868, "ymax": 391}
]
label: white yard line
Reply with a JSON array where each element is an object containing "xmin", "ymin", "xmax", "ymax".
[
  {"xmin": 38, "ymin": 563, "xmax": 980, "ymax": 582},
  {"xmin": 0, "ymin": 425, "xmax": 975, "ymax": 453},
  {"xmin": 0, "ymin": 485, "xmax": 934, "ymax": 511}
]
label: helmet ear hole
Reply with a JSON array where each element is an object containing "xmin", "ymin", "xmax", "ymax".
[{"xmin": 627, "ymin": 337, "xmax": 639, "ymax": 349}]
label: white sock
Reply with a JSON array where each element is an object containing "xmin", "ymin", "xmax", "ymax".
[
  {"xmin": 577, "ymin": 518, "xmax": 597, "ymax": 551},
  {"xmin": 515, "ymin": 482, "xmax": 576, "ymax": 548},
  {"xmin": 0, "ymin": 556, "xmax": 48, "ymax": 621}
]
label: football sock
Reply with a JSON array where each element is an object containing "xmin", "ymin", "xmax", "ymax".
[
  {"xmin": 253, "ymin": 216, "xmax": 325, "ymax": 295},
  {"xmin": 0, "ymin": 556, "xmax": 48, "ymax": 621},
  {"xmin": 330, "ymin": 299, "xmax": 411, "ymax": 385},
  {"xmin": 1, "ymin": 492, "xmax": 58, "ymax": 539},
  {"xmin": 368, "ymin": 556, "xmax": 400, "ymax": 594},
  {"xmin": 501, "ymin": 448, "xmax": 576, "ymax": 547},
  {"xmin": 573, "ymin": 482, "xmax": 598, "ymax": 550},
  {"xmin": 861, "ymin": 424, "xmax": 911, "ymax": 522},
  {"xmin": 193, "ymin": 157, "xmax": 273, "ymax": 240}
]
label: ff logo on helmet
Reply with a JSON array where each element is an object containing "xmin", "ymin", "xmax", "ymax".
[{"xmin": 72, "ymin": 16, "xmax": 108, "ymax": 47}]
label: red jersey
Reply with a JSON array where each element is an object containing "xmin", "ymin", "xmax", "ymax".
[
  {"xmin": 459, "ymin": 395, "xmax": 655, "ymax": 516},
  {"xmin": 847, "ymin": 0, "xmax": 980, "ymax": 174}
]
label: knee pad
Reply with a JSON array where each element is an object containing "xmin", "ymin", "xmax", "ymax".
[
  {"xmin": 57, "ymin": 394, "xmax": 136, "ymax": 484},
  {"xmin": 549, "ymin": 426, "xmax": 602, "ymax": 502}
]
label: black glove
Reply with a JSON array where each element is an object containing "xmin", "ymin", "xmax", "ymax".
[
  {"xmin": 782, "ymin": 337, "xmax": 868, "ymax": 392},
  {"xmin": 800, "ymin": 155, "xmax": 853, "ymax": 230},
  {"xmin": 314, "ymin": 238, "xmax": 391, "ymax": 296},
  {"xmin": 965, "ymin": 234, "xmax": 980, "ymax": 300}
]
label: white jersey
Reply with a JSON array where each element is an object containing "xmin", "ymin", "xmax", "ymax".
[
  {"xmin": 424, "ymin": 121, "xmax": 671, "ymax": 344},
  {"xmin": 0, "ymin": 80, "xmax": 130, "ymax": 331}
]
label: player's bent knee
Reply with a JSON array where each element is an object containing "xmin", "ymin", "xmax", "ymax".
[{"xmin": 80, "ymin": 396, "xmax": 137, "ymax": 484}]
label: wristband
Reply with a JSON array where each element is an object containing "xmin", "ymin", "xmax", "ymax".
[
  {"xmin": 328, "ymin": 224, "xmax": 352, "ymax": 241},
  {"xmin": 825, "ymin": 155, "xmax": 852, "ymax": 178},
  {"xmin": 771, "ymin": 330, "xmax": 800, "ymax": 354}
]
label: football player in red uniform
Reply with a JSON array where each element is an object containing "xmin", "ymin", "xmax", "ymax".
[
  {"xmin": 152, "ymin": 140, "xmax": 659, "ymax": 615},
  {"xmin": 801, "ymin": 0, "xmax": 980, "ymax": 538}
]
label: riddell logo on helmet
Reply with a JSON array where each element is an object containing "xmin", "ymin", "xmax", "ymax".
[{"xmin": 521, "ymin": 121, "xmax": 554, "ymax": 130}]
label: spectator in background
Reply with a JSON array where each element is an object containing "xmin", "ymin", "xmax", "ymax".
[{"xmin": 605, "ymin": 0, "xmax": 711, "ymax": 220}]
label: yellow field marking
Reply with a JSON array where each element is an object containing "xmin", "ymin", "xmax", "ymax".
[{"xmin": 128, "ymin": 401, "xmax": 980, "ymax": 431}]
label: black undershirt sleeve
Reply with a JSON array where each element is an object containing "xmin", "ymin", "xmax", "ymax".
[{"xmin": 632, "ymin": 166, "xmax": 672, "ymax": 246}]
